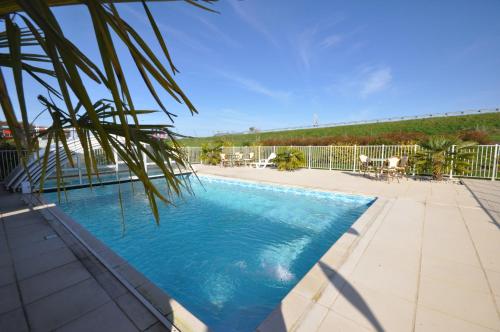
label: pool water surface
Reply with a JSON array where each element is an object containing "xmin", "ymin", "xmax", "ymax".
[{"xmin": 45, "ymin": 176, "xmax": 374, "ymax": 332}]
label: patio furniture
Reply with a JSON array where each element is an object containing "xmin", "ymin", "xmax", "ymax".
[
  {"xmin": 243, "ymin": 152, "xmax": 255, "ymax": 166},
  {"xmin": 359, "ymin": 154, "xmax": 374, "ymax": 176},
  {"xmin": 380, "ymin": 156, "xmax": 400, "ymax": 182},
  {"xmin": 220, "ymin": 153, "xmax": 231, "ymax": 167},
  {"xmin": 251, "ymin": 153, "xmax": 276, "ymax": 169},
  {"xmin": 233, "ymin": 152, "xmax": 244, "ymax": 166},
  {"xmin": 396, "ymin": 155, "xmax": 409, "ymax": 180}
]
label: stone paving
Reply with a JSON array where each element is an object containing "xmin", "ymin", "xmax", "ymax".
[
  {"xmin": 463, "ymin": 179, "xmax": 500, "ymax": 226},
  {"xmin": 0, "ymin": 188, "xmax": 173, "ymax": 332},
  {"xmin": 194, "ymin": 165, "xmax": 500, "ymax": 332}
]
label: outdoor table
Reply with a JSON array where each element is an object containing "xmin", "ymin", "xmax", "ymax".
[{"xmin": 368, "ymin": 158, "xmax": 387, "ymax": 178}]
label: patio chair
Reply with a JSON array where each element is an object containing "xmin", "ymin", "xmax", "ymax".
[
  {"xmin": 381, "ymin": 156, "xmax": 400, "ymax": 182},
  {"xmin": 220, "ymin": 153, "xmax": 230, "ymax": 167},
  {"xmin": 243, "ymin": 152, "xmax": 255, "ymax": 166},
  {"xmin": 396, "ymin": 155, "xmax": 409, "ymax": 180},
  {"xmin": 251, "ymin": 152, "xmax": 276, "ymax": 169},
  {"xmin": 359, "ymin": 154, "xmax": 373, "ymax": 176},
  {"xmin": 233, "ymin": 152, "xmax": 244, "ymax": 166}
]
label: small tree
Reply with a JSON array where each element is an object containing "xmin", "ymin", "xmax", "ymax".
[
  {"xmin": 413, "ymin": 136, "xmax": 476, "ymax": 180},
  {"xmin": 274, "ymin": 148, "xmax": 305, "ymax": 171},
  {"xmin": 200, "ymin": 143, "xmax": 222, "ymax": 165}
]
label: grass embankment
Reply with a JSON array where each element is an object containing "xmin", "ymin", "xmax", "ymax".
[{"xmin": 180, "ymin": 112, "xmax": 500, "ymax": 146}]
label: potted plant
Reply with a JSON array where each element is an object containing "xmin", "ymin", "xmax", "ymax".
[
  {"xmin": 200, "ymin": 143, "xmax": 223, "ymax": 165},
  {"xmin": 274, "ymin": 148, "xmax": 305, "ymax": 171},
  {"xmin": 413, "ymin": 136, "xmax": 476, "ymax": 180}
]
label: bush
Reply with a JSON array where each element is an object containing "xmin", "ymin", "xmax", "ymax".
[
  {"xmin": 274, "ymin": 148, "xmax": 305, "ymax": 171},
  {"xmin": 413, "ymin": 136, "xmax": 476, "ymax": 180},
  {"xmin": 200, "ymin": 143, "xmax": 222, "ymax": 165}
]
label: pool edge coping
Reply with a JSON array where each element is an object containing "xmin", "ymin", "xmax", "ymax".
[
  {"xmin": 25, "ymin": 193, "xmax": 210, "ymax": 332},
  {"xmin": 195, "ymin": 173, "xmax": 388, "ymax": 332}
]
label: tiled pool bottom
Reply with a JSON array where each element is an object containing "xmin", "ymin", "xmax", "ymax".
[{"xmin": 45, "ymin": 176, "xmax": 374, "ymax": 332}]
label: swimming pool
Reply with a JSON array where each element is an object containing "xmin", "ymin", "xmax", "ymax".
[{"xmin": 45, "ymin": 176, "xmax": 374, "ymax": 332}]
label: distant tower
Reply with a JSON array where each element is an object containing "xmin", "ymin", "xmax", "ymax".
[{"xmin": 313, "ymin": 113, "xmax": 319, "ymax": 127}]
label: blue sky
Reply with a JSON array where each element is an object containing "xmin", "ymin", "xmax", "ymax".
[{"xmin": 3, "ymin": 0, "xmax": 500, "ymax": 136}]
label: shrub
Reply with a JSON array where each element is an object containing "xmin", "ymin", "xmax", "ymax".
[
  {"xmin": 274, "ymin": 148, "xmax": 305, "ymax": 171},
  {"xmin": 200, "ymin": 143, "xmax": 222, "ymax": 165},
  {"xmin": 458, "ymin": 129, "xmax": 491, "ymax": 144},
  {"xmin": 413, "ymin": 136, "xmax": 476, "ymax": 180}
]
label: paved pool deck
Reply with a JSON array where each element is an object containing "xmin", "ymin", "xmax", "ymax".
[
  {"xmin": 0, "ymin": 188, "xmax": 178, "ymax": 332},
  {"xmin": 194, "ymin": 165, "xmax": 500, "ymax": 332}
]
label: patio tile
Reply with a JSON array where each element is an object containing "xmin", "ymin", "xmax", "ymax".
[
  {"xmin": 7, "ymin": 227, "xmax": 57, "ymax": 250},
  {"xmin": 257, "ymin": 291, "xmax": 311, "ymax": 332},
  {"xmin": 116, "ymin": 263, "xmax": 148, "ymax": 288},
  {"xmin": 415, "ymin": 305, "xmax": 496, "ymax": 332},
  {"xmin": 93, "ymin": 270, "xmax": 128, "ymax": 299},
  {"xmin": 19, "ymin": 260, "xmax": 91, "ymax": 304},
  {"xmin": 330, "ymin": 281, "xmax": 415, "ymax": 332},
  {"xmin": 6, "ymin": 222, "xmax": 53, "ymax": 239},
  {"xmin": 54, "ymin": 302, "xmax": 138, "ymax": 332},
  {"xmin": 25, "ymin": 278, "xmax": 111, "ymax": 331},
  {"xmin": 350, "ymin": 253, "xmax": 419, "ymax": 302},
  {"xmin": 10, "ymin": 236, "xmax": 65, "ymax": 262},
  {"xmin": 0, "ymin": 283, "xmax": 21, "ymax": 314},
  {"xmin": 0, "ymin": 307, "xmax": 29, "ymax": 332},
  {"xmin": 418, "ymin": 276, "xmax": 499, "ymax": 329},
  {"xmin": 0, "ymin": 253, "xmax": 11, "ymax": 268},
  {"xmin": 144, "ymin": 321, "xmax": 177, "ymax": 332},
  {"xmin": 137, "ymin": 281, "xmax": 174, "ymax": 316},
  {"xmin": 317, "ymin": 310, "xmax": 372, "ymax": 332},
  {"xmin": 15, "ymin": 246, "xmax": 76, "ymax": 280},
  {"xmin": 486, "ymin": 269, "xmax": 500, "ymax": 296},
  {"xmin": 422, "ymin": 231, "xmax": 480, "ymax": 268},
  {"xmin": 294, "ymin": 302, "xmax": 328, "ymax": 332},
  {"xmin": 421, "ymin": 255, "xmax": 491, "ymax": 294},
  {"xmin": 116, "ymin": 293, "xmax": 157, "ymax": 330},
  {"xmin": 0, "ymin": 265, "xmax": 15, "ymax": 287}
]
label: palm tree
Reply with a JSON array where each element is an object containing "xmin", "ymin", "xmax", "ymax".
[
  {"xmin": 413, "ymin": 136, "xmax": 476, "ymax": 180},
  {"xmin": 0, "ymin": 0, "xmax": 217, "ymax": 222}
]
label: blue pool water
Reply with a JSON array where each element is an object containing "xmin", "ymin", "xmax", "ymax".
[{"xmin": 45, "ymin": 176, "xmax": 374, "ymax": 332}]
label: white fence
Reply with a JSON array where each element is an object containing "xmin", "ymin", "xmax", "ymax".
[
  {"xmin": 183, "ymin": 144, "xmax": 500, "ymax": 181},
  {"xmin": 2, "ymin": 144, "xmax": 499, "ymax": 182}
]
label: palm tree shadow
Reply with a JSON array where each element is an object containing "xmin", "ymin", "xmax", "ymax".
[
  {"xmin": 259, "ymin": 261, "xmax": 385, "ymax": 331},
  {"xmin": 318, "ymin": 261, "xmax": 384, "ymax": 332}
]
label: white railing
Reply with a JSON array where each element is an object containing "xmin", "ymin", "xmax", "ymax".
[
  {"xmin": 0, "ymin": 150, "xmax": 28, "ymax": 181},
  {"xmin": 184, "ymin": 144, "xmax": 500, "ymax": 181},
  {"xmin": 2, "ymin": 144, "xmax": 499, "ymax": 183}
]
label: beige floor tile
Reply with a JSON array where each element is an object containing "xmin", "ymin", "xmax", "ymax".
[
  {"xmin": 330, "ymin": 281, "xmax": 415, "ymax": 332},
  {"xmin": 415, "ymin": 305, "xmax": 497, "ymax": 332},
  {"xmin": 418, "ymin": 276, "xmax": 499, "ymax": 329},
  {"xmin": 350, "ymin": 253, "xmax": 419, "ymax": 301},
  {"xmin": 257, "ymin": 291, "xmax": 312, "ymax": 332},
  {"xmin": 355, "ymin": 242, "xmax": 421, "ymax": 275},
  {"xmin": 422, "ymin": 231, "xmax": 480, "ymax": 268},
  {"xmin": 294, "ymin": 303, "xmax": 329, "ymax": 332},
  {"xmin": 421, "ymin": 255, "xmax": 491, "ymax": 294},
  {"xmin": 486, "ymin": 269, "xmax": 500, "ymax": 297},
  {"xmin": 317, "ymin": 310, "xmax": 373, "ymax": 332}
]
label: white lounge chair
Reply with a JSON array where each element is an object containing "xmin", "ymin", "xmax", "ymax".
[{"xmin": 251, "ymin": 153, "xmax": 276, "ymax": 169}]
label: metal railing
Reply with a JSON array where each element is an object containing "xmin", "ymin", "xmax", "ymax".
[
  {"xmin": 212, "ymin": 108, "xmax": 499, "ymax": 136},
  {"xmin": 2, "ymin": 144, "xmax": 499, "ymax": 183},
  {"xmin": 183, "ymin": 144, "xmax": 500, "ymax": 181},
  {"xmin": 0, "ymin": 150, "xmax": 28, "ymax": 181}
]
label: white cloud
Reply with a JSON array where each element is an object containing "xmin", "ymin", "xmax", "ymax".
[
  {"xmin": 320, "ymin": 34, "xmax": 342, "ymax": 48},
  {"xmin": 360, "ymin": 67, "xmax": 392, "ymax": 97},
  {"xmin": 219, "ymin": 72, "xmax": 291, "ymax": 102},
  {"xmin": 228, "ymin": 0, "xmax": 278, "ymax": 46},
  {"xmin": 122, "ymin": 5, "xmax": 211, "ymax": 53},
  {"xmin": 296, "ymin": 26, "xmax": 317, "ymax": 69},
  {"xmin": 327, "ymin": 65, "xmax": 393, "ymax": 98}
]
